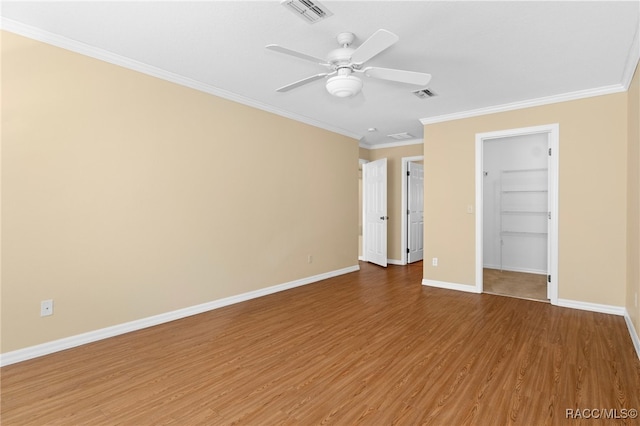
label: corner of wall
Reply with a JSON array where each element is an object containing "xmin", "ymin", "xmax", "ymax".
[
  {"xmin": 627, "ymin": 58, "xmax": 640, "ymax": 344},
  {"xmin": 624, "ymin": 309, "xmax": 640, "ymax": 360}
]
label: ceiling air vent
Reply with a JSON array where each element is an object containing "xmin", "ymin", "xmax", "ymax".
[
  {"xmin": 413, "ymin": 88, "xmax": 437, "ymax": 99},
  {"xmin": 387, "ymin": 132, "xmax": 415, "ymax": 141},
  {"xmin": 281, "ymin": 0, "xmax": 333, "ymax": 24}
]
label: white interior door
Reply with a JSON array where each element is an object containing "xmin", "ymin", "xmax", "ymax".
[
  {"xmin": 407, "ymin": 162, "xmax": 424, "ymax": 263},
  {"xmin": 363, "ymin": 158, "xmax": 388, "ymax": 267}
]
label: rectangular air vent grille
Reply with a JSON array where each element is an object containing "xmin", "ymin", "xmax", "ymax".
[
  {"xmin": 413, "ymin": 88, "xmax": 437, "ymax": 99},
  {"xmin": 281, "ymin": 0, "xmax": 333, "ymax": 24},
  {"xmin": 387, "ymin": 132, "xmax": 415, "ymax": 141}
]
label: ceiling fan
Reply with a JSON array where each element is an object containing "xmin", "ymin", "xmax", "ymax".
[{"xmin": 266, "ymin": 29, "xmax": 432, "ymax": 98}]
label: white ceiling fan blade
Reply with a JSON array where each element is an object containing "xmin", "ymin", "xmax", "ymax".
[
  {"xmin": 362, "ymin": 67, "xmax": 432, "ymax": 86},
  {"xmin": 350, "ymin": 29, "xmax": 399, "ymax": 65},
  {"xmin": 266, "ymin": 44, "xmax": 329, "ymax": 67},
  {"xmin": 276, "ymin": 72, "xmax": 334, "ymax": 92}
]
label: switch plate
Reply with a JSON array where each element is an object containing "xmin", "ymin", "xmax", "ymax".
[
  {"xmin": 467, "ymin": 205, "xmax": 474, "ymax": 214},
  {"xmin": 432, "ymin": 257, "xmax": 438, "ymax": 266},
  {"xmin": 41, "ymin": 299, "xmax": 53, "ymax": 317}
]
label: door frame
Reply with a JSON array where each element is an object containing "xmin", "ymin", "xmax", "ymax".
[
  {"xmin": 474, "ymin": 124, "xmax": 559, "ymax": 304},
  {"xmin": 401, "ymin": 155, "xmax": 425, "ymax": 265},
  {"xmin": 358, "ymin": 159, "xmax": 369, "ymax": 261}
]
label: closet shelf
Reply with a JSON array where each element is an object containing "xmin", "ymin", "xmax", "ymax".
[
  {"xmin": 501, "ymin": 167, "xmax": 548, "ymax": 173},
  {"xmin": 502, "ymin": 189, "xmax": 548, "ymax": 193},
  {"xmin": 499, "ymin": 168, "xmax": 548, "ymax": 271},
  {"xmin": 501, "ymin": 231, "xmax": 548, "ymax": 236},
  {"xmin": 501, "ymin": 210, "xmax": 547, "ymax": 215}
]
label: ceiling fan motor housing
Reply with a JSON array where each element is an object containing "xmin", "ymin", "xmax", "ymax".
[
  {"xmin": 327, "ymin": 47, "xmax": 355, "ymax": 67},
  {"xmin": 325, "ymin": 37, "xmax": 362, "ymax": 97},
  {"xmin": 336, "ymin": 32, "xmax": 355, "ymax": 47}
]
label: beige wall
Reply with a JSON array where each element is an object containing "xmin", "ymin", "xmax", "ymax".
[
  {"xmin": 628, "ymin": 61, "xmax": 640, "ymax": 333},
  {"xmin": 1, "ymin": 32, "xmax": 359, "ymax": 353},
  {"xmin": 424, "ymin": 93, "xmax": 628, "ymax": 306},
  {"xmin": 366, "ymin": 143, "xmax": 423, "ymax": 262},
  {"xmin": 358, "ymin": 147, "xmax": 371, "ymax": 162}
]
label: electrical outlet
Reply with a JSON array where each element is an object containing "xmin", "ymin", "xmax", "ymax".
[
  {"xmin": 635, "ymin": 292, "xmax": 638, "ymax": 308},
  {"xmin": 41, "ymin": 299, "xmax": 53, "ymax": 317},
  {"xmin": 467, "ymin": 205, "xmax": 474, "ymax": 214},
  {"xmin": 432, "ymin": 257, "xmax": 438, "ymax": 266},
  {"xmin": 308, "ymin": 255, "xmax": 313, "ymax": 264}
]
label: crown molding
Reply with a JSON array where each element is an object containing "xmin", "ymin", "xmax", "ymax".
[
  {"xmin": 359, "ymin": 138, "xmax": 423, "ymax": 150},
  {"xmin": 419, "ymin": 84, "xmax": 626, "ymax": 126},
  {"xmin": 0, "ymin": 18, "xmax": 362, "ymax": 141}
]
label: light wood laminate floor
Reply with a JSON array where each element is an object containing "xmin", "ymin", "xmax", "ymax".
[
  {"xmin": 483, "ymin": 268, "xmax": 548, "ymax": 302},
  {"xmin": 2, "ymin": 261, "xmax": 639, "ymax": 425}
]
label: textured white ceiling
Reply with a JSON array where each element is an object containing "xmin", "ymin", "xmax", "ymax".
[{"xmin": 2, "ymin": 1, "xmax": 639, "ymax": 147}]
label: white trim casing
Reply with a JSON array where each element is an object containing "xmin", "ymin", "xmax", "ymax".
[
  {"xmin": 548, "ymin": 126, "xmax": 560, "ymax": 303},
  {"xmin": 475, "ymin": 138, "xmax": 484, "ymax": 295},
  {"xmin": 421, "ymin": 279, "xmax": 482, "ymax": 294},
  {"xmin": 387, "ymin": 259, "xmax": 404, "ymax": 266},
  {"xmin": 0, "ymin": 265, "xmax": 360, "ymax": 367},
  {"xmin": 475, "ymin": 124, "xmax": 559, "ymax": 304},
  {"xmin": 401, "ymin": 155, "xmax": 425, "ymax": 265}
]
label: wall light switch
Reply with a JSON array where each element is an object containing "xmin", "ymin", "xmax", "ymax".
[{"xmin": 467, "ymin": 205, "xmax": 474, "ymax": 214}]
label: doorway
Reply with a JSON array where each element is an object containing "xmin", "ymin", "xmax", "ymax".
[
  {"xmin": 402, "ymin": 156, "xmax": 424, "ymax": 264},
  {"xmin": 475, "ymin": 124, "xmax": 559, "ymax": 304}
]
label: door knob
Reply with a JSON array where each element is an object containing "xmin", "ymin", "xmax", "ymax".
[{"xmin": 380, "ymin": 216, "xmax": 389, "ymax": 220}]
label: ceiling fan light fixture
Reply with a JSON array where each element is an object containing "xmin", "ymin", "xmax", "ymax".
[{"xmin": 326, "ymin": 74, "xmax": 363, "ymax": 97}]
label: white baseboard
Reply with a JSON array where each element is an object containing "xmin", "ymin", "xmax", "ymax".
[
  {"xmin": 624, "ymin": 309, "xmax": 640, "ymax": 360},
  {"xmin": 422, "ymin": 279, "xmax": 481, "ymax": 294},
  {"xmin": 0, "ymin": 264, "xmax": 360, "ymax": 367},
  {"xmin": 555, "ymin": 298, "xmax": 625, "ymax": 316}
]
